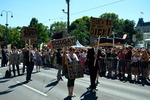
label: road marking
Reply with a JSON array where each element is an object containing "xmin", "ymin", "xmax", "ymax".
[
  {"xmin": 0, "ymin": 73, "xmax": 2, "ymax": 75},
  {"xmin": 16, "ymin": 81, "xmax": 47, "ymax": 96}
]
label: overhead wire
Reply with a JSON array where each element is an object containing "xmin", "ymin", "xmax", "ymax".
[{"xmin": 42, "ymin": 0, "xmax": 124, "ymax": 24}]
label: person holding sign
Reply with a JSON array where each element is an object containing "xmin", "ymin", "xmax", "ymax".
[
  {"xmin": 64, "ymin": 47, "xmax": 79, "ymax": 97},
  {"xmin": 25, "ymin": 45, "xmax": 35, "ymax": 82},
  {"xmin": 87, "ymin": 41, "xmax": 99, "ymax": 93}
]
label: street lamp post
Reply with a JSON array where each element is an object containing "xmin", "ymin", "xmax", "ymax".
[
  {"xmin": 1, "ymin": 10, "xmax": 13, "ymax": 48},
  {"xmin": 113, "ymin": 32, "xmax": 115, "ymax": 48},
  {"xmin": 66, "ymin": 0, "xmax": 70, "ymax": 34},
  {"xmin": 62, "ymin": 0, "xmax": 70, "ymax": 34}
]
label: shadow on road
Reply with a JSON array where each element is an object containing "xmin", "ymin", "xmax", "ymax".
[
  {"xmin": 0, "ymin": 89, "xmax": 13, "ymax": 95},
  {"xmin": 45, "ymin": 80, "xmax": 58, "ymax": 93},
  {"xmin": 64, "ymin": 96, "xmax": 72, "ymax": 100},
  {"xmin": 8, "ymin": 81, "xmax": 28, "ymax": 89},
  {"xmin": 80, "ymin": 90, "xmax": 98, "ymax": 100},
  {"xmin": 0, "ymin": 79, "xmax": 9, "ymax": 83}
]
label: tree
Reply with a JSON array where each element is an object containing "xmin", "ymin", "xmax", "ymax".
[
  {"xmin": 28, "ymin": 18, "xmax": 50, "ymax": 43},
  {"xmin": 36, "ymin": 23, "xmax": 50, "ymax": 43},
  {"xmin": 9, "ymin": 26, "xmax": 25, "ymax": 48},
  {"xmin": 100, "ymin": 13, "xmax": 120, "ymax": 33},
  {"xmin": 29, "ymin": 18, "xmax": 38, "ymax": 27},
  {"xmin": 50, "ymin": 21, "xmax": 67, "ymax": 37},
  {"xmin": 99, "ymin": 13, "xmax": 138, "ymax": 44},
  {"xmin": 70, "ymin": 16, "xmax": 90, "ymax": 45},
  {"xmin": 0, "ymin": 24, "xmax": 5, "ymax": 41}
]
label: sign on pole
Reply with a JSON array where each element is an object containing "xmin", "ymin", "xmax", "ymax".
[
  {"xmin": 90, "ymin": 17, "xmax": 112, "ymax": 37},
  {"xmin": 51, "ymin": 36, "xmax": 76, "ymax": 49},
  {"xmin": 21, "ymin": 26, "xmax": 38, "ymax": 40}
]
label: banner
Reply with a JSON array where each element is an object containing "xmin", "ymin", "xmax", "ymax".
[
  {"xmin": 21, "ymin": 26, "xmax": 37, "ymax": 40},
  {"xmin": 90, "ymin": 17, "xmax": 112, "ymax": 37},
  {"xmin": 51, "ymin": 36, "xmax": 76, "ymax": 49}
]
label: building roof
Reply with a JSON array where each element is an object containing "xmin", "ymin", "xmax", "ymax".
[{"xmin": 136, "ymin": 18, "xmax": 150, "ymax": 27}]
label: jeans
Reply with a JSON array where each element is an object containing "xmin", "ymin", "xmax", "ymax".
[{"xmin": 57, "ymin": 64, "xmax": 62, "ymax": 80}]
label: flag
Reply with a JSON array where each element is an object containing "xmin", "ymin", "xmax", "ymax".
[{"xmin": 141, "ymin": 12, "xmax": 144, "ymax": 14}]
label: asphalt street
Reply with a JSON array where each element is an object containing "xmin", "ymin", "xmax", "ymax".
[{"xmin": 0, "ymin": 62, "xmax": 150, "ymax": 100}]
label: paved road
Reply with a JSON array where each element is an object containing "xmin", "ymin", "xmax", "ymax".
[{"xmin": 0, "ymin": 63, "xmax": 150, "ymax": 100}]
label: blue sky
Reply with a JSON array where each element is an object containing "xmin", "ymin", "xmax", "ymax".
[{"xmin": 0, "ymin": 0, "xmax": 149, "ymax": 28}]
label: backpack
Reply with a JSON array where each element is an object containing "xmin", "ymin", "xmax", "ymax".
[
  {"xmin": 5, "ymin": 70, "xmax": 11, "ymax": 78},
  {"xmin": 5, "ymin": 65, "xmax": 11, "ymax": 78}
]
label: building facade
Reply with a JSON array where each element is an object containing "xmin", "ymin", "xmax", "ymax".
[{"xmin": 135, "ymin": 18, "xmax": 150, "ymax": 48}]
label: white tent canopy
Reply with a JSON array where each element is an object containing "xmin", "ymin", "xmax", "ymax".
[{"xmin": 73, "ymin": 40, "xmax": 84, "ymax": 48}]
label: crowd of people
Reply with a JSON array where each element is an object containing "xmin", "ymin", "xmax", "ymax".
[{"xmin": 1, "ymin": 43, "xmax": 150, "ymax": 97}]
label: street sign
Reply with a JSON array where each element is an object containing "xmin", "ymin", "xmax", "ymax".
[
  {"xmin": 21, "ymin": 26, "xmax": 37, "ymax": 40},
  {"xmin": 90, "ymin": 17, "xmax": 112, "ymax": 37}
]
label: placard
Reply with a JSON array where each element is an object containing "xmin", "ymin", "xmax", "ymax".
[
  {"xmin": 51, "ymin": 36, "xmax": 76, "ymax": 49},
  {"xmin": 67, "ymin": 61, "xmax": 84, "ymax": 79},
  {"xmin": 21, "ymin": 26, "xmax": 37, "ymax": 40},
  {"xmin": 90, "ymin": 17, "xmax": 112, "ymax": 37}
]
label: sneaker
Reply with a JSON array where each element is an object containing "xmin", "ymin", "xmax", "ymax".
[
  {"xmin": 60, "ymin": 78, "xmax": 63, "ymax": 81},
  {"xmin": 68, "ymin": 93, "xmax": 76, "ymax": 97},
  {"xmin": 72, "ymin": 93, "xmax": 76, "ymax": 97},
  {"xmin": 92, "ymin": 89, "xmax": 96, "ymax": 93}
]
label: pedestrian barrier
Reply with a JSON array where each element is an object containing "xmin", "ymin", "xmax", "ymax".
[{"xmin": 85, "ymin": 58, "xmax": 150, "ymax": 83}]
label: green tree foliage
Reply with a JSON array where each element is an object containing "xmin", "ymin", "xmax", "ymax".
[
  {"xmin": 100, "ymin": 13, "xmax": 120, "ymax": 33},
  {"xmin": 100, "ymin": 13, "xmax": 139, "ymax": 44},
  {"xmin": 70, "ymin": 16, "xmax": 90, "ymax": 45},
  {"xmin": 29, "ymin": 18, "xmax": 38, "ymax": 27},
  {"xmin": 36, "ymin": 23, "xmax": 49, "ymax": 42},
  {"xmin": 0, "ymin": 24, "xmax": 5, "ymax": 41},
  {"xmin": 50, "ymin": 21, "xmax": 66, "ymax": 37},
  {"xmin": 29, "ymin": 18, "xmax": 50, "ymax": 43},
  {"xmin": 0, "ymin": 25, "xmax": 24, "ymax": 48},
  {"xmin": 9, "ymin": 26, "xmax": 25, "ymax": 48}
]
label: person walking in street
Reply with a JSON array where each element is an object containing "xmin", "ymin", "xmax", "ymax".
[
  {"xmin": 22, "ymin": 45, "xmax": 29, "ymax": 74},
  {"xmin": 26, "ymin": 45, "xmax": 35, "ymax": 82},
  {"xmin": 56, "ymin": 48, "xmax": 63, "ymax": 81},
  {"xmin": 87, "ymin": 41, "xmax": 99, "ymax": 93},
  {"xmin": 9, "ymin": 46, "xmax": 20, "ymax": 77},
  {"xmin": 63, "ymin": 47, "xmax": 79, "ymax": 97},
  {"xmin": 1, "ymin": 46, "xmax": 8, "ymax": 67}
]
